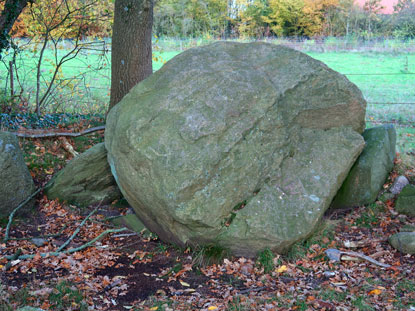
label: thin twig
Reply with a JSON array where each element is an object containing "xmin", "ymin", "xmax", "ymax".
[
  {"xmin": 111, "ymin": 232, "xmax": 139, "ymax": 238},
  {"xmin": 12, "ymin": 125, "xmax": 105, "ymax": 138},
  {"xmin": 5, "ymin": 249, "xmax": 22, "ymax": 270},
  {"xmin": 57, "ymin": 202, "xmax": 102, "ymax": 252},
  {"xmin": 3, "ymin": 187, "xmax": 42, "ymax": 243},
  {"xmin": 6, "ymin": 227, "xmax": 128, "ymax": 261},
  {"xmin": 238, "ymin": 286, "xmax": 268, "ymax": 295}
]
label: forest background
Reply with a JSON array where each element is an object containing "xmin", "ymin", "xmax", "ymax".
[{"xmin": 3, "ymin": 0, "xmax": 415, "ymax": 42}]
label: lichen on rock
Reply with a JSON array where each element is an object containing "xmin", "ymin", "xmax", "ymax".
[{"xmin": 105, "ymin": 42, "xmax": 366, "ymax": 256}]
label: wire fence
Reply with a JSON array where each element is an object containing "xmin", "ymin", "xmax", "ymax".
[{"xmin": 0, "ymin": 38, "xmax": 414, "ymax": 152}]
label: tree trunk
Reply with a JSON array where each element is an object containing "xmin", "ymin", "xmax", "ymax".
[
  {"xmin": 0, "ymin": 0, "xmax": 32, "ymax": 56},
  {"xmin": 108, "ymin": 0, "xmax": 153, "ymax": 112}
]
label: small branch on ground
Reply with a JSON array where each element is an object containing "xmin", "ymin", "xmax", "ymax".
[
  {"xmin": 5, "ymin": 227, "xmax": 128, "ymax": 262},
  {"xmin": 57, "ymin": 202, "xmax": 102, "ymax": 252},
  {"xmin": 325, "ymin": 248, "xmax": 391, "ymax": 268},
  {"xmin": 3, "ymin": 187, "xmax": 43, "ymax": 243},
  {"xmin": 59, "ymin": 137, "xmax": 79, "ymax": 157},
  {"xmin": 4, "ymin": 249, "xmax": 22, "ymax": 270},
  {"xmin": 11, "ymin": 125, "xmax": 105, "ymax": 138}
]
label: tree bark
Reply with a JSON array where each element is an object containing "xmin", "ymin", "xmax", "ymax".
[
  {"xmin": 0, "ymin": 0, "xmax": 32, "ymax": 55},
  {"xmin": 108, "ymin": 0, "xmax": 153, "ymax": 112}
]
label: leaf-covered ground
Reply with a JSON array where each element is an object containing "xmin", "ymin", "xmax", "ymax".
[{"xmin": 1, "ymin": 120, "xmax": 415, "ymax": 311}]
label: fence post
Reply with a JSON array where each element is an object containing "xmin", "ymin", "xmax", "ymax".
[{"xmin": 9, "ymin": 61, "xmax": 14, "ymax": 97}]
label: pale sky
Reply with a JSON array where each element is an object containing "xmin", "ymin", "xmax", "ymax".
[{"xmin": 355, "ymin": 0, "xmax": 399, "ymax": 14}]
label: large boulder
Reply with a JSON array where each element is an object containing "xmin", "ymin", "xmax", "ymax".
[
  {"xmin": 0, "ymin": 131, "xmax": 35, "ymax": 217},
  {"xmin": 331, "ymin": 125, "xmax": 396, "ymax": 209},
  {"xmin": 105, "ymin": 42, "xmax": 366, "ymax": 256},
  {"xmin": 46, "ymin": 143, "xmax": 121, "ymax": 206}
]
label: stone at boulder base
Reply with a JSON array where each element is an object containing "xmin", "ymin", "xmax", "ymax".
[
  {"xmin": 395, "ymin": 184, "xmax": 415, "ymax": 217},
  {"xmin": 331, "ymin": 125, "xmax": 396, "ymax": 209},
  {"xmin": 110, "ymin": 213, "xmax": 146, "ymax": 233},
  {"xmin": 106, "ymin": 42, "xmax": 366, "ymax": 257},
  {"xmin": 389, "ymin": 232, "xmax": 415, "ymax": 255},
  {"xmin": 390, "ymin": 175, "xmax": 409, "ymax": 195},
  {"xmin": 0, "ymin": 131, "xmax": 35, "ymax": 217},
  {"xmin": 46, "ymin": 143, "xmax": 121, "ymax": 206}
]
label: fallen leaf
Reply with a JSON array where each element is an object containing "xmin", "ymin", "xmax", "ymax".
[
  {"xmin": 368, "ymin": 289, "xmax": 382, "ymax": 295},
  {"xmin": 208, "ymin": 307, "xmax": 218, "ymax": 310},
  {"xmin": 44, "ymin": 168, "xmax": 54, "ymax": 174},
  {"xmin": 179, "ymin": 280, "xmax": 190, "ymax": 287},
  {"xmin": 276, "ymin": 265, "xmax": 287, "ymax": 273}
]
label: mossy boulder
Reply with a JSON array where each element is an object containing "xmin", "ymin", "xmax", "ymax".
[
  {"xmin": 106, "ymin": 42, "xmax": 366, "ymax": 256},
  {"xmin": 395, "ymin": 184, "xmax": 415, "ymax": 217},
  {"xmin": 46, "ymin": 143, "xmax": 121, "ymax": 206},
  {"xmin": 331, "ymin": 125, "xmax": 396, "ymax": 209},
  {"xmin": 0, "ymin": 131, "xmax": 35, "ymax": 217}
]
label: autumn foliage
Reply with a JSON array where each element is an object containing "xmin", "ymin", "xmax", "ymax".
[{"xmin": 2, "ymin": 0, "xmax": 414, "ymax": 39}]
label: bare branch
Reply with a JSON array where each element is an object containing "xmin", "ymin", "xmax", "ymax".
[{"xmin": 11, "ymin": 125, "xmax": 105, "ymax": 138}]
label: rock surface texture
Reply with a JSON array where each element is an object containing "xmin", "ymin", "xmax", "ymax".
[
  {"xmin": 395, "ymin": 185, "xmax": 415, "ymax": 217},
  {"xmin": 46, "ymin": 143, "xmax": 121, "ymax": 206},
  {"xmin": 331, "ymin": 125, "xmax": 396, "ymax": 209},
  {"xmin": 389, "ymin": 232, "xmax": 415, "ymax": 255},
  {"xmin": 390, "ymin": 176, "xmax": 410, "ymax": 195},
  {"xmin": 106, "ymin": 42, "xmax": 366, "ymax": 256},
  {"xmin": 0, "ymin": 131, "xmax": 35, "ymax": 217}
]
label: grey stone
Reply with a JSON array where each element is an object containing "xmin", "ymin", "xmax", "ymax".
[
  {"xmin": 31, "ymin": 237, "xmax": 47, "ymax": 247},
  {"xmin": 400, "ymin": 224, "xmax": 415, "ymax": 232},
  {"xmin": 389, "ymin": 232, "xmax": 415, "ymax": 254},
  {"xmin": 0, "ymin": 131, "xmax": 35, "ymax": 218},
  {"xmin": 46, "ymin": 143, "xmax": 121, "ymax": 206},
  {"xmin": 390, "ymin": 175, "xmax": 409, "ymax": 195},
  {"xmin": 105, "ymin": 42, "xmax": 366, "ymax": 256},
  {"xmin": 110, "ymin": 214, "xmax": 146, "ymax": 233},
  {"xmin": 395, "ymin": 184, "xmax": 415, "ymax": 216},
  {"xmin": 331, "ymin": 125, "xmax": 396, "ymax": 209}
]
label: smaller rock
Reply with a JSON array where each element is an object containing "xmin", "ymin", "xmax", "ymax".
[
  {"xmin": 323, "ymin": 271, "xmax": 336, "ymax": 278},
  {"xmin": 31, "ymin": 238, "xmax": 47, "ymax": 247},
  {"xmin": 390, "ymin": 175, "xmax": 409, "ymax": 195},
  {"xmin": 0, "ymin": 131, "xmax": 36, "ymax": 217},
  {"xmin": 110, "ymin": 214, "xmax": 146, "ymax": 233},
  {"xmin": 45, "ymin": 143, "xmax": 121, "ymax": 207},
  {"xmin": 331, "ymin": 125, "xmax": 396, "ymax": 209},
  {"xmin": 395, "ymin": 184, "xmax": 415, "ymax": 217},
  {"xmin": 389, "ymin": 232, "xmax": 415, "ymax": 254}
]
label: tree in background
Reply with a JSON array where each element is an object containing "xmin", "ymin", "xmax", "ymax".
[
  {"xmin": 0, "ymin": 0, "xmax": 32, "ymax": 55},
  {"xmin": 259, "ymin": 0, "xmax": 301, "ymax": 37},
  {"xmin": 301, "ymin": 0, "xmax": 339, "ymax": 37},
  {"xmin": 324, "ymin": 0, "xmax": 358, "ymax": 36},
  {"xmin": 1, "ymin": 0, "xmax": 112, "ymax": 114},
  {"xmin": 393, "ymin": 0, "xmax": 415, "ymax": 38},
  {"xmin": 154, "ymin": 0, "xmax": 227, "ymax": 38},
  {"xmin": 363, "ymin": 0, "xmax": 384, "ymax": 36},
  {"xmin": 108, "ymin": 0, "xmax": 153, "ymax": 111}
]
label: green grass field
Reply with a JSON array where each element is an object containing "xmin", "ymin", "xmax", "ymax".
[{"xmin": 1, "ymin": 39, "xmax": 414, "ymax": 152}]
